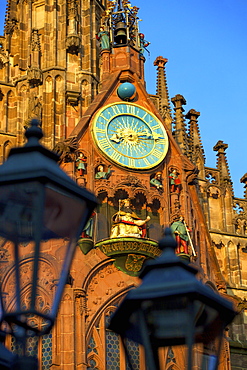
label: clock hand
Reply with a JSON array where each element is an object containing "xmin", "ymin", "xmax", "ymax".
[{"xmin": 137, "ymin": 130, "xmax": 163, "ymax": 141}]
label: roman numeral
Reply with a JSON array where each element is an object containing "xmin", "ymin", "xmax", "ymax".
[
  {"xmin": 152, "ymin": 149, "xmax": 163, "ymax": 158},
  {"xmin": 111, "ymin": 152, "xmax": 122, "ymax": 162},
  {"xmin": 143, "ymin": 158, "xmax": 151, "ymax": 166},
  {"xmin": 95, "ymin": 128, "xmax": 105, "ymax": 134},
  {"xmin": 151, "ymin": 124, "xmax": 161, "ymax": 131},
  {"xmin": 128, "ymin": 158, "xmax": 135, "ymax": 167},
  {"xmin": 126, "ymin": 105, "xmax": 136, "ymax": 115},
  {"xmin": 99, "ymin": 138, "xmax": 111, "ymax": 150},
  {"xmin": 112, "ymin": 105, "xmax": 122, "ymax": 115},
  {"xmin": 157, "ymin": 138, "xmax": 166, "ymax": 144},
  {"xmin": 99, "ymin": 114, "xmax": 108, "ymax": 121},
  {"xmin": 142, "ymin": 112, "xmax": 148, "ymax": 120}
]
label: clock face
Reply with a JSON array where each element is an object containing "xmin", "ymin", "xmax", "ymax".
[{"xmin": 91, "ymin": 102, "xmax": 169, "ymax": 169}]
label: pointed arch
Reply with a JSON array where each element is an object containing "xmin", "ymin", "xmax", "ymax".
[{"xmin": 3, "ymin": 140, "xmax": 12, "ymax": 162}]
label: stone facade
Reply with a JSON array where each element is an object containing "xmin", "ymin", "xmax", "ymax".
[{"xmin": 0, "ymin": 1, "xmax": 246, "ymax": 369}]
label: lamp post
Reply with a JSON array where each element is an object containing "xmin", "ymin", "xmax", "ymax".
[
  {"xmin": 0, "ymin": 120, "xmax": 98, "ymax": 369},
  {"xmin": 109, "ymin": 228, "xmax": 237, "ymax": 370}
]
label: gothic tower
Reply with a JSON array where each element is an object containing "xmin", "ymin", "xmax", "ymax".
[{"xmin": 1, "ymin": 0, "xmax": 246, "ymax": 369}]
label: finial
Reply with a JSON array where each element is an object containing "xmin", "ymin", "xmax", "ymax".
[
  {"xmin": 24, "ymin": 119, "xmax": 43, "ymax": 147},
  {"xmin": 158, "ymin": 227, "xmax": 177, "ymax": 252},
  {"xmin": 213, "ymin": 140, "xmax": 228, "ymax": 154},
  {"xmin": 154, "ymin": 56, "xmax": 168, "ymax": 68}
]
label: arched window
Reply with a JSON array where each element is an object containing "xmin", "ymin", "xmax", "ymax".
[
  {"xmin": 86, "ymin": 302, "xmax": 144, "ymax": 370},
  {"xmin": 10, "ymin": 319, "xmax": 52, "ymax": 369}
]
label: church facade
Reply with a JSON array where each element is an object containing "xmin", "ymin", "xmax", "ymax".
[{"xmin": 0, "ymin": 0, "xmax": 247, "ymax": 369}]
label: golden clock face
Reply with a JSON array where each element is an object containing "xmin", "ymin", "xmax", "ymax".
[{"xmin": 91, "ymin": 102, "xmax": 169, "ymax": 170}]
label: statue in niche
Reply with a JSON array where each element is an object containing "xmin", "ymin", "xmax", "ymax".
[
  {"xmin": 96, "ymin": 26, "xmax": 110, "ymax": 50},
  {"xmin": 150, "ymin": 172, "xmax": 163, "ymax": 191},
  {"xmin": 169, "ymin": 169, "xmax": 181, "ymax": 193},
  {"xmin": 110, "ymin": 198, "xmax": 150, "ymax": 238},
  {"xmin": 28, "ymin": 95, "xmax": 43, "ymax": 121},
  {"xmin": 170, "ymin": 215, "xmax": 192, "ymax": 255},
  {"xmin": 76, "ymin": 152, "xmax": 87, "ymax": 176},
  {"xmin": 95, "ymin": 164, "xmax": 112, "ymax": 179},
  {"xmin": 81, "ymin": 212, "xmax": 96, "ymax": 239}
]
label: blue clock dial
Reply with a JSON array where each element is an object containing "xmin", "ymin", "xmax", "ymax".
[{"xmin": 92, "ymin": 103, "xmax": 169, "ymax": 169}]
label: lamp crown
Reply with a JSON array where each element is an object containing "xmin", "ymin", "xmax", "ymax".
[
  {"xmin": 25, "ymin": 119, "xmax": 43, "ymax": 146},
  {"xmin": 159, "ymin": 227, "xmax": 177, "ymax": 252}
]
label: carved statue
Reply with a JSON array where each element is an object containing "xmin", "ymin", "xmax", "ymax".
[
  {"xmin": 110, "ymin": 198, "xmax": 150, "ymax": 238},
  {"xmin": 95, "ymin": 164, "xmax": 111, "ymax": 179},
  {"xmin": 76, "ymin": 152, "xmax": 87, "ymax": 176},
  {"xmin": 170, "ymin": 216, "xmax": 191, "ymax": 254},
  {"xmin": 169, "ymin": 169, "xmax": 181, "ymax": 193},
  {"xmin": 28, "ymin": 95, "xmax": 43, "ymax": 121},
  {"xmin": 96, "ymin": 26, "xmax": 110, "ymax": 50},
  {"xmin": 139, "ymin": 33, "xmax": 150, "ymax": 56},
  {"xmin": 150, "ymin": 172, "xmax": 163, "ymax": 190},
  {"xmin": 81, "ymin": 212, "xmax": 96, "ymax": 238}
]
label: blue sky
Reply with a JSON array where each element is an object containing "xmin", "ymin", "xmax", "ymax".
[{"xmin": 0, "ymin": 0, "xmax": 246, "ymax": 198}]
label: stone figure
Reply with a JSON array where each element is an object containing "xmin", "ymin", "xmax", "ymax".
[
  {"xmin": 110, "ymin": 198, "xmax": 150, "ymax": 238},
  {"xmin": 28, "ymin": 95, "xmax": 42, "ymax": 121},
  {"xmin": 76, "ymin": 152, "xmax": 87, "ymax": 176},
  {"xmin": 170, "ymin": 216, "xmax": 191, "ymax": 254},
  {"xmin": 150, "ymin": 172, "xmax": 163, "ymax": 190},
  {"xmin": 139, "ymin": 33, "xmax": 150, "ymax": 56},
  {"xmin": 81, "ymin": 212, "xmax": 96, "ymax": 238},
  {"xmin": 95, "ymin": 164, "xmax": 112, "ymax": 179},
  {"xmin": 96, "ymin": 26, "xmax": 110, "ymax": 50},
  {"xmin": 169, "ymin": 169, "xmax": 181, "ymax": 193}
]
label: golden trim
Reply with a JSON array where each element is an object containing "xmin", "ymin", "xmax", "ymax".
[{"xmin": 91, "ymin": 102, "xmax": 169, "ymax": 170}]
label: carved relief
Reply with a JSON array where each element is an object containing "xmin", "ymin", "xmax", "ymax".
[
  {"xmin": 84, "ymin": 261, "xmax": 133, "ymax": 322},
  {"xmin": 234, "ymin": 218, "xmax": 247, "ymax": 235},
  {"xmin": 207, "ymin": 186, "xmax": 220, "ymax": 199},
  {"xmin": 2, "ymin": 258, "xmax": 55, "ymax": 309}
]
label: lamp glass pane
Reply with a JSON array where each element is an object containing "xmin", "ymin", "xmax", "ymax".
[
  {"xmin": 0, "ymin": 181, "xmax": 91, "ymax": 337},
  {"xmin": 0, "ymin": 182, "xmax": 43, "ymax": 243}
]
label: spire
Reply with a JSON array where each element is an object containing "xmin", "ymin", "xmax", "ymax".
[
  {"xmin": 213, "ymin": 140, "xmax": 233, "ymax": 192},
  {"xmin": 153, "ymin": 56, "xmax": 172, "ymax": 130},
  {"xmin": 240, "ymin": 173, "xmax": 247, "ymax": 199},
  {"xmin": 171, "ymin": 94, "xmax": 189, "ymax": 155},
  {"xmin": 4, "ymin": 0, "xmax": 17, "ymax": 36},
  {"xmin": 186, "ymin": 109, "xmax": 205, "ymax": 164}
]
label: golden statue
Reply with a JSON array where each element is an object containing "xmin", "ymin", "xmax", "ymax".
[{"xmin": 110, "ymin": 199, "xmax": 150, "ymax": 238}]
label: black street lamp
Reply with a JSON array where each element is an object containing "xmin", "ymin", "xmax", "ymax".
[
  {"xmin": 109, "ymin": 228, "xmax": 237, "ymax": 370},
  {"xmin": 0, "ymin": 120, "xmax": 98, "ymax": 369}
]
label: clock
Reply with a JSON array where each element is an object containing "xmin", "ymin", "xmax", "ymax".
[{"xmin": 91, "ymin": 102, "xmax": 169, "ymax": 170}]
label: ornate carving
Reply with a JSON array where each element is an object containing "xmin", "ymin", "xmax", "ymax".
[
  {"xmin": 212, "ymin": 240, "xmax": 224, "ymax": 249},
  {"xmin": 206, "ymin": 171, "xmax": 217, "ymax": 184},
  {"xmin": 0, "ymin": 44, "xmax": 8, "ymax": 68},
  {"xmin": 3, "ymin": 259, "xmax": 55, "ymax": 309},
  {"xmin": 207, "ymin": 186, "xmax": 220, "ymax": 199},
  {"xmin": 53, "ymin": 136, "xmax": 78, "ymax": 163},
  {"xmin": 27, "ymin": 94, "xmax": 43, "ymax": 122},
  {"xmin": 233, "ymin": 202, "xmax": 245, "ymax": 215},
  {"xmin": 31, "ymin": 29, "xmax": 41, "ymax": 52},
  {"xmin": 66, "ymin": 35, "xmax": 81, "ymax": 54},
  {"xmin": 118, "ymin": 175, "xmax": 145, "ymax": 189},
  {"xmin": 66, "ymin": 90, "xmax": 81, "ymax": 106},
  {"xmin": 5, "ymin": 19, "xmax": 18, "ymax": 35},
  {"xmin": 0, "ymin": 240, "xmax": 9, "ymax": 262},
  {"xmin": 27, "ymin": 67, "xmax": 42, "ymax": 87},
  {"xmin": 125, "ymin": 254, "xmax": 146, "ymax": 272}
]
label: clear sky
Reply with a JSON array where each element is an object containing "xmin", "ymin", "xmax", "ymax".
[{"xmin": 0, "ymin": 0, "xmax": 246, "ymax": 198}]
